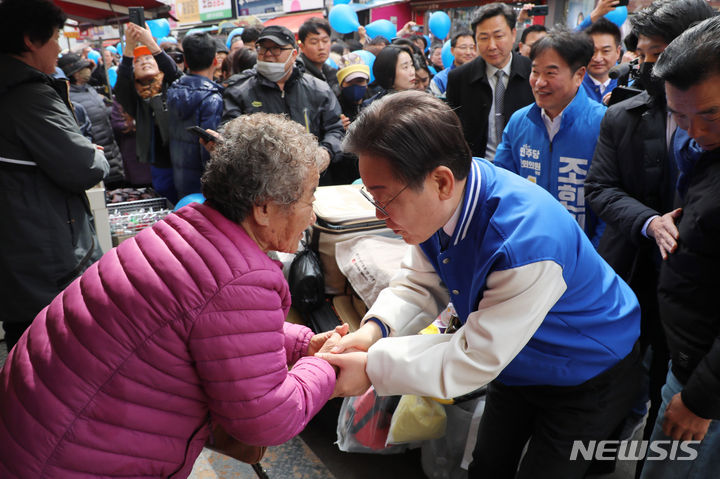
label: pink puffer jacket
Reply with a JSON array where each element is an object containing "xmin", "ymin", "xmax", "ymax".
[{"xmin": 0, "ymin": 203, "xmax": 336, "ymax": 478}]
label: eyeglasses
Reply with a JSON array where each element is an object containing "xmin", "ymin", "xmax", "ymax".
[
  {"xmin": 167, "ymin": 51, "xmax": 184, "ymax": 63},
  {"xmin": 360, "ymin": 184, "xmax": 409, "ymax": 217},
  {"xmin": 256, "ymin": 44, "xmax": 294, "ymax": 56}
]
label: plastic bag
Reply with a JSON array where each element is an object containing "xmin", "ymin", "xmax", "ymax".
[
  {"xmin": 288, "ymin": 241, "xmax": 324, "ymax": 313},
  {"xmin": 421, "ymin": 396, "xmax": 486, "ymax": 478},
  {"xmin": 387, "ymin": 395, "xmax": 447, "ymax": 445},
  {"xmin": 336, "ymin": 387, "xmax": 411, "ymax": 454}
]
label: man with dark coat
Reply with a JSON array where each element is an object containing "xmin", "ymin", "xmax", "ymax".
[
  {"xmin": 298, "ymin": 17, "xmax": 340, "ymax": 97},
  {"xmin": 446, "ymin": 2, "xmax": 534, "ymax": 161},
  {"xmin": 0, "ymin": 0, "xmax": 109, "ymax": 350},
  {"xmin": 639, "ymin": 14, "xmax": 720, "ymax": 479},
  {"xmin": 585, "ymin": 0, "xmax": 716, "ymax": 449},
  {"xmin": 222, "ymin": 26, "xmax": 343, "ymax": 184},
  {"xmin": 167, "ymin": 32, "xmax": 223, "ymax": 199}
]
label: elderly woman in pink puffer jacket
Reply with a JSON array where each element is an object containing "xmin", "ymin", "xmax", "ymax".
[{"xmin": 0, "ymin": 113, "xmax": 342, "ymax": 478}]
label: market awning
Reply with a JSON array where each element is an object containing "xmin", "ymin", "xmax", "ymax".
[
  {"xmin": 54, "ymin": 0, "xmax": 172, "ymax": 26},
  {"xmin": 350, "ymin": 0, "xmax": 407, "ymax": 12},
  {"xmin": 264, "ymin": 11, "xmax": 325, "ymax": 34}
]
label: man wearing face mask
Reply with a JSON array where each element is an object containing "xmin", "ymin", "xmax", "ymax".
[
  {"xmin": 222, "ymin": 26, "xmax": 343, "ymax": 184},
  {"xmin": 328, "ymin": 53, "xmax": 370, "ymax": 184},
  {"xmin": 59, "ymin": 52, "xmax": 124, "ymax": 187},
  {"xmin": 585, "ymin": 0, "xmax": 716, "ymax": 455}
]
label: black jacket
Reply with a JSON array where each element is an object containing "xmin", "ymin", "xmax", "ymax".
[
  {"xmin": 0, "ymin": 54, "xmax": 108, "ymax": 325},
  {"xmin": 585, "ymin": 91, "xmax": 676, "ymax": 281},
  {"xmin": 222, "ymin": 64, "xmax": 344, "ymax": 165},
  {"xmin": 299, "ymin": 53, "xmax": 340, "ymax": 98},
  {"xmin": 115, "ymin": 51, "xmax": 182, "ymax": 168},
  {"xmin": 657, "ymin": 140, "xmax": 720, "ymax": 420},
  {"xmin": 69, "ymin": 82, "xmax": 124, "ymax": 185},
  {"xmin": 445, "ymin": 52, "xmax": 534, "ymax": 158}
]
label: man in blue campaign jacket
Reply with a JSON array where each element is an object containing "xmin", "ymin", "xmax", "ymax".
[
  {"xmin": 580, "ymin": 19, "xmax": 621, "ymax": 104},
  {"xmin": 319, "ymin": 91, "xmax": 641, "ymax": 478},
  {"xmin": 495, "ymin": 29, "xmax": 606, "ymax": 246}
]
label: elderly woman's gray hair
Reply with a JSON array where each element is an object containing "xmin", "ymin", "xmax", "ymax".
[{"xmin": 202, "ymin": 113, "xmax": 323, "ymax": 223}]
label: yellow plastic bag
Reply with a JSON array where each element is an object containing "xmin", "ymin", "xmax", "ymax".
[{"xmin": 387, "ymin": 394, "xmax": 447, "ymax": 445}]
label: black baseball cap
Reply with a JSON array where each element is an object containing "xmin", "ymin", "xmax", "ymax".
[
  {"xmin": 258, "ymin": 25, "xmax": 297, "ymax": 48},
  {"xmin": 58, "ymin": 53, "xmax": 93, "ymax": 77}
]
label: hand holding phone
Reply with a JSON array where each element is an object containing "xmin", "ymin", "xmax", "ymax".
[
  {"xmin": 187, "ymin": 126, "xmax": 217, "ymax": 143},
  {"xmin": 128, "ymin": 7, "xmax": 145, "ymax": 28}
]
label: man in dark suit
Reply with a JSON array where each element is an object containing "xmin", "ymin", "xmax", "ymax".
[{"xmin": 446, "ymin": 2, "xmax": 534, "ymax": 161}]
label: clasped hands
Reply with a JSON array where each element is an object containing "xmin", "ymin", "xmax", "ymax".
[{"xmin": 310, "ymin": 321, "xmax": 384, "ymax": 398}]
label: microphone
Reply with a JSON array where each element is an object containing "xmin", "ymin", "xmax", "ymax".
[
  {"xmin": 609, "ymin": 58, "xmax": 639, "ymax": 79},
  {"xmin": 609, "ymin": 62, "xmax": 632, "ymax": 79}
]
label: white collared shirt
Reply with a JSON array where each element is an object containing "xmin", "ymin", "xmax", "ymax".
[
  {"xmin": 541, "ymin": 106, "xmax": 568, "ymax": 142},
  {"xmin": 442, "ymin": 194, "xmax": 464, "ymax": 239},
  {"xmin": 589, "ymin": 75, "xmax": 612, "ymax": 97},
  {"xmin": 485, "ymin": 57, "xmax": 513, "ymax": 161}
]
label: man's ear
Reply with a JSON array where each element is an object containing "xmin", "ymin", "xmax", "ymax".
[
  {"xmin": 430, "ymin": 165, "xmax": 456, "ymax": 201},
  {"xmin": 574, "ymin": 65, "xmax": 587, "ymax": 86}
]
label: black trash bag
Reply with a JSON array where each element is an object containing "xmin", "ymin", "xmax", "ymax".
[{"xmin": 288, "ymin": 243, "xmax": 325, "ymax": 313}]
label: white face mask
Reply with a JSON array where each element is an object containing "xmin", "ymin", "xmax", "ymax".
[{"xmin": 256, "ymin": 50, "xmax": 295, "ymax": 82}]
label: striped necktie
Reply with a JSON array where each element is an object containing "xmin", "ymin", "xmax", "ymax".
[{"xmin": 495, "ymin": 70, "xmax": 506, "ymax": 143}]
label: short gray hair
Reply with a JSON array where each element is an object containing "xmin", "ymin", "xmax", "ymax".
[{"xmin": 201, "ymin": 113, "xmax": 322, "ymax": 223}]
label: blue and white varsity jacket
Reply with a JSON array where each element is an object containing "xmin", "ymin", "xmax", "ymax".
[
  {"xmin": 364, "ymin": 159, "xmax": 639, "ymax": 399},
  {"xmin": 494, "ymin": 86, "xmax": 606, "ymax": 246}
]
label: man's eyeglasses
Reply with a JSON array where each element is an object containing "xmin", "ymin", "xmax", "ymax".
[
  {"xmin": 256, "ymin": 44, "xmax": 294, "ymax": 56},
  {"xmin": 360, "ymin": 184, "xmax": 409, "ymax": 217}
]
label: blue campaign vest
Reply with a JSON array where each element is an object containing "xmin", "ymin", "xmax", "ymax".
[
  {"xmin": 419, "ymin": 159, "xmax": 640, "ymax": 386},
  {"xmin": 494, "ymin": 86, "xmax": 607, "ymax": 246}
]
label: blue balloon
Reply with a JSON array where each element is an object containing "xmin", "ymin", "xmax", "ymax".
[
  {"xmin": 160, "ymin": 36, "xmax": 177, "ymax": 44},
  {"xmin": 185, "ymin": 28, "xmax": 205, "ymax": 37},
  {"xmin": 174, "ymin": 193, "xmax": 206, "ymax": 211},
  {"xmin": 333, "ymin": 0, "xmax": 351, "ymax": 4},
  {"xmin": 352, "ymin": 49, "xmax": 375, "ymax": 83},
  {"xmin": 329, "ymin": 5, "xmax": 360, "ymax": 34},
  {"xmin": 226, "ymin": 27, "xmax": 244, "ymax": 48},
  {"xmin": 147, "ymin": 18, "xmax": 171, "ymax": 39},
  {"xmin": 87, "ymin": 50, "xmax": 101, "ymax": 64},
  {"xmin": 429, "ymin": 11, "xmax": 451, "ymax": 40},
  {"xmin": 423, "ymin": 35, "xmax": 431, "ymax": 53},
  {"xmin": 116, "ymin": 41, "xmax": 123, "ymax": 56},
  {"xmin": 325, "ymin": 57, "xmax": 339, "ymax": 69},
  {"xmin": 107, "ymin": 66, "xmax": 118, "ymax": 88},
  {"xmin": 365, "ymin": 19, "xmax": 397, "ymax": 41},
  {"xmin": 604, "ymin": 6, "xmax": 628, "ymax": 27},
  {"xmin": 441, "ymin": 40, "xmax": 453, "ymax": 69}
]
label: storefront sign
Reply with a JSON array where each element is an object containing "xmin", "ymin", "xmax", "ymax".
[{"xmin": 176, "ymin": 0, "xmax": 234, "ymax": 24}]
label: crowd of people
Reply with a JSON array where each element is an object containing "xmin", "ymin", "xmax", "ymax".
[{"xmin": 0, "ymin": 0, "xmax": 719, "ymax": 477}]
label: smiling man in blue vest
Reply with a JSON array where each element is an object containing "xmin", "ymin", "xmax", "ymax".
[{"xmin": 318, "ymin": 91, "xmax": 642, "ymax": 478}]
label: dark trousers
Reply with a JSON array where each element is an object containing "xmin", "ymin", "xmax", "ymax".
[{"xmin": 468, "ymin": 343, "xmax": 641, "ymax": 479}]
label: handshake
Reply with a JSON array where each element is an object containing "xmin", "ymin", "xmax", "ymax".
[{"xmin": 308, "ymin": 321, "xmax": 384, "ymax": 398}]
